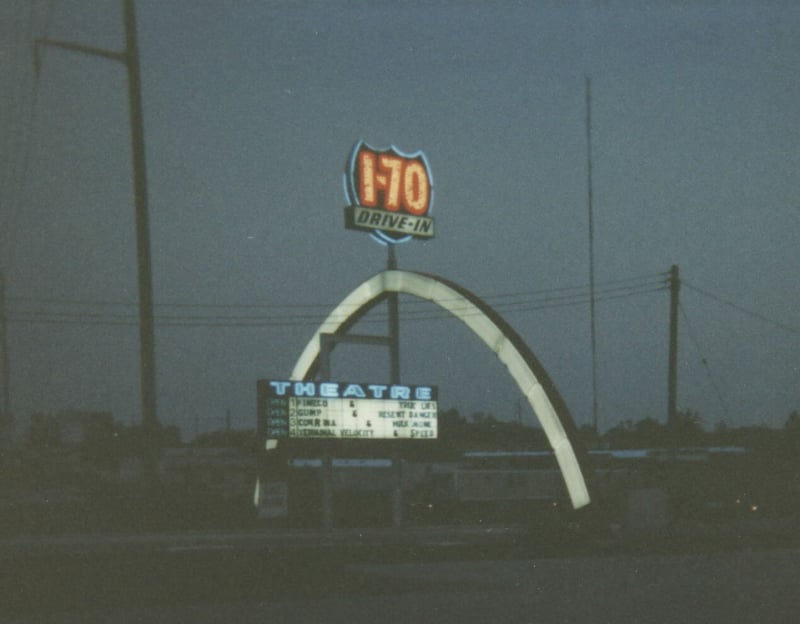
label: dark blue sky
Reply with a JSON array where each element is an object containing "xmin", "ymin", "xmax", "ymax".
[{"xmin": 1, "ymin": 1, "xmax": 798, "ymax": 437}]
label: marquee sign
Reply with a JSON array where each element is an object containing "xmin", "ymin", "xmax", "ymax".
[
  {"xmin": 258, "ymin": 380, "xmax": 438, "ymax": 440},
  {"xmin": 343, "ymin": 141, "xmax": 434, "ymax": 244}
]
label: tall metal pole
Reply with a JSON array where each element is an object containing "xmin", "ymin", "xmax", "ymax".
[
  {"xmin": 36, "ymin": 0, "xmax": 158, "ymax": 434},
  {"xmin": 387, "ymin": 244, "xmax": 400, "ymax": 384},
  {"xmin": 667, "ymin": 264, "xmax": 680, "ymax": 431},
  {"xmin": 386, "ymin": 244, "xmax": 403, "ymax": 528},
  {"xmin": 0, "ymin": 271, "xmax": 10, "ymax": 455},
  {"xmin": 123, "ymin": 0, "xmax": 158, "ymax": 435},
  {"xmin": 586, "ymin": 76, "xmax": 599, "ymax": 434}
]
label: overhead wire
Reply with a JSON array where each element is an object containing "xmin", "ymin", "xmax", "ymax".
[
  {"xmin": 0, "ymin": 0, "xmax": 57, "ymax": 271},
  {"xmin": 7, "ymin": 273, "xmax": 667, "ymax": 328},
  {"xmin": 7, "ymin": 270, "xmax": 667, "ymax": 310},
  {"xmin": 683, "ymin": 280, "xmax": 799, "ymax": 336},
  {"xmin": 679, "ymin": 301, "xmax": 731, "ymax": 419}
]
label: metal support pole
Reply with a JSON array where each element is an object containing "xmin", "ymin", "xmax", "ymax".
[
  {"xmin": 387, "ymin": 245, "xmax": 400, "ymax": 384},
  {"xmin": 667, "ymin": 264, "xmax": 680, "ymax": 433},
  {"xmin": 586, "ymin": 76, "xmax": 599, "ymax": 434},
  {"xmin": 35, "ymin": 0, "xmax": 157, "ymax": 435},
  {"xmin": 123, "ymin": 0, "xmax": 158, "ymax": 436},
  {"xmin": 391, "ymin": 453, "xmax": 403, "ymax": 529},
  {"xmin": 0, "ymin": 271, "xmax": 10, "ymax": 456},
  {"xmin": 322, "ymin": 452, "xmax": 333, "ymax": 532},
  {"xmin": 386, "ymin": 244, "xmax": 403, "ymax": 528},
  {"xmin": 319, "ymin": 333, "xmax": 333, "ymax": 380}
]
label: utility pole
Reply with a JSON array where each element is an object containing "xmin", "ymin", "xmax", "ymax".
[
  {"xmin": 36, "ymin": 0, "xmax": 158, "ymax": 435},
  {"xmin": 0, "ymin": 271, "xmax": 11, "ymax": 456},
  {"xmin": 585, "ymin": 76, "xmax": 599, "ymax": 434},
  {"xmin": 667, "ymin": 264, "xmax": 680, "ymax": 432}
]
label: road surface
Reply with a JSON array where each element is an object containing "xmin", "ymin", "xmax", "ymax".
[{"xmin": 3, "ymin": 542, "xmax": 798, "ymax": 623}]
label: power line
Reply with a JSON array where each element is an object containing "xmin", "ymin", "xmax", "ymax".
[
  {"xmin": 683, "ymin": 281, "xmax": 799, "ymax": 336},
  {"xmin": 11, "ymin": 274, "xmax": 664, "ymax": 308},
  {"xmin": 0, "ymin": 1, "xmax": 56, "ymax": 271},
  {"xmin": 7, "ymin": 271, "xmax": 667, "ymax": 311},
  {"xmin": 6, "ymin": 277, "xmax": 666, "ymax": 328},
  {"xmin": 679, "ymin": 301, "xmax": 731, "ymax": 419}
]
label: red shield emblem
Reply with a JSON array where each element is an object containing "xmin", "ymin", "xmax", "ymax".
[{"xmin": 344, "ymin": 141, "xmax": 434, "ymax": 244}]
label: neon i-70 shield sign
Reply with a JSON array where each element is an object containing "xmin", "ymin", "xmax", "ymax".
[{"xmin": 344, "ymin": 141, "xmax": 434, "ymax": 244}]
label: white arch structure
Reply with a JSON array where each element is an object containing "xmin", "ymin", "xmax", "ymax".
[{"xmin": 291, "ymin": 270, "xmax": 591, "ymax": 509}]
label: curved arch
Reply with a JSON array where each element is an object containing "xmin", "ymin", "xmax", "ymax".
[{"xmin": 291, "ymin": 270, "xmax": 591, "ymax": 509}]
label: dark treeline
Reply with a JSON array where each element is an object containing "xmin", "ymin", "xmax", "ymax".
[
  {"xmin": 429, "ymin": 407, "xmax": 800, "ymax": 455},
  {"xmin": 20, "ymin": 407, "xmax": 800, "ymax": 465},
  {"xmin": 4, "ymin": 407, "xmax": 799, "ymax": 535},
  {"xmin": 587, "ymin": 409, "xmax": 800, "ymax": 454}
]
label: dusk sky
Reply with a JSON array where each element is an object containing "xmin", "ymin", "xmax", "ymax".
[{"xmin": 1, "ymin": 0, "xmax": 798, "ymax": 439}]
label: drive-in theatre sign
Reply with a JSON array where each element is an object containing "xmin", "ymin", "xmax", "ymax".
[
  {"xmin": 254, "ymin": 140, "xmax": 593, "ymax": 513},
  {"xmin": 258, "ymin": 380, "xmax": 438, "ymax": 440},
  {"xmin": 344, "ymin": 141, "xmax": 434, "ymax": 244}
]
